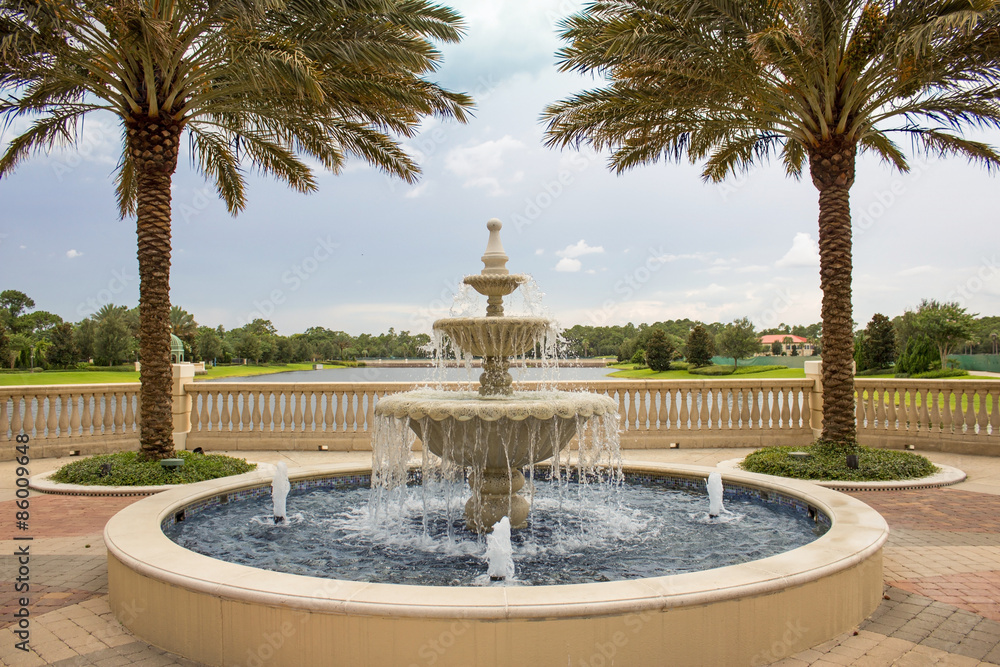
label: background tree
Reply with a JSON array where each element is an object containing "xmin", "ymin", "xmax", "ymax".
[
  {"xmin": 194, "ymin": 327, "xmax": 223, "ymax": 363},
  {"xmin": 861, "ymin": 313, "xmax": 896, "ymax": 370},
  {"xmin": 6, "ymin": 333, "xmax": 30, "ymax": 369},
  {"xmin": 915, "ymin": 300, "xmax": 977, "ymax": 370},
  {"xmin": 771, "ymin": 340, "xmax": 783, "ymax": 356},
  {"xmin": 716, "ymin": 318, "xmax": 760, "ymax": 369},
  {"xmin": 543, "ymin": 0, "xmax": 1000, "ymax": 452},
  {"xmin": 47, "ymin": 323, "xmax": 79, "ymax": 368},
  {"xmin": 94, "ymin": 309, "xmax": 137, "ymax": 366},
  {"xmin": 644, "ymin": 329, "xmax": 675, "ymax": 371},
  {"xmin": 685, "ymin": 324, "xmax": 715, "ymax": 367},
  {"xmin": 1, "ymin": 0, "xmax": 472, "ymax": 459},
  {"xmin": 0, "ymin": 290, "xmax": 35, "ymax": 334}
]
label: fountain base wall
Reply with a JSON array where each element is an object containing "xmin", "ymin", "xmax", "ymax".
[{"xmin": 105, "ymin": 463, "xmax": 888, "ymax": 667}]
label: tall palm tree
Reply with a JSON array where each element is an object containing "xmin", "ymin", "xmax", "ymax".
[
  {"xmin": 543, "ymin": 0, "xmax": 1000, "ymax": 453},
  {"xmin": 1, "ymin": 0, "xmax": 472, "ymax": 459},
  {"xmin": 170, "ymin": 306, "xmax": 198, "ymax": 347}
]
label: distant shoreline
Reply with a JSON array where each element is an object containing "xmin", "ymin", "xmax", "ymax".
[{"xmin": 360, "ymin": 358, "xmax": 612, "ymax": 368}]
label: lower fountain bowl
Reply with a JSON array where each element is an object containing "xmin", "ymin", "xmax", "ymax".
[{"xmin": 105, "ymin": 462, "xmax": 888, "ymax": 667}]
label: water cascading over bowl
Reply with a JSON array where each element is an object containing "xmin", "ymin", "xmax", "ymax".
[{"xmin": 374, "ymin": 218, "xmax": 618, "ymax": 532}]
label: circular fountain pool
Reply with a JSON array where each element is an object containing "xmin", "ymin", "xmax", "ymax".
[
  {"xmin": 163, "ymin": 471, "xmax": 828, "ymax": 586},
  {"xmin": 106, "ymin": 462, "xmax": 887, "ymax": 667}
]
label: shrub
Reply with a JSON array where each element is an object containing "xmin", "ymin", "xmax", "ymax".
[
  {"xmin": 689, "ymin": 364, "xmax": 786, "ymax": 376},
  {"xmin": 51, "ymin": 451, "xmax": 256, "ymax": 486},
  {"xmin": 896, "ymin": 336, "xmax": 938, "ymax": 375},
  {"xmin": 855, "ymin": 367, "xmax": 894, "ymax": 377},
  {"xmin": 740, "ymin": 443, "xmax": 937, "ymax": 481},
  {"xmin": 911, "ymin": 368, "xmax": 969, "ymax": 379},
  {"xmin": 630, "ymin": 349, "xmax": 646, "ymax": 365}
]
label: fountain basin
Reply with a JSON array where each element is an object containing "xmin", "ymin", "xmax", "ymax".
[
  {"xmin": 105, "ymin": 462, "xmax": 888, "ymax": 667},
  {"xmin": 376, "ymin": 389, "xmax": 616, "ymax": 467},
  {"xmin": 434, "ymin": 316, "xmax": 553, "ymax": 357}
]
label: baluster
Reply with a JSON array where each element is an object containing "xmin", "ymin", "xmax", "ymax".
[
  {"xmin": 635, "ymin": 388, "xmax": 648, "ymax": 431},
  {"xmin": 708, "ymin": 389, "xmax": 720, "ymax": 430},
  {"xmin": 928, "ymin": 387, "xmax": 941, "ymax": 433},
  {"xmin": 737, "ymin": 388, "xmax": 749, "ymax": 429},
  {"xmin": 306, "ymin": 391, "xmax": 317, "ymax": 432},
  {"xmin": 648, "ymin": 388, "xmax": 660, "ymax": 430},
  {"xmin": 249, "ymin": 391, "xmax": 261, "ymax": 432},
  {"xmin": 616, "ymin": 390, "xmax": 627, "ymax": 431},
  {"xmin": 1, "ymin": 396, "xmax": 10, "ymax": 439},
  {"xmin": 48, "ymin": 393, "xmax": 60, "ymax": 437},
  {"xmin": 896, "ymin": 389, "xmax": 909, "ymax": 433},
  {"xmin": 11, "ymin": 397, "xmax": 24, "ymax": 436},
  {"xmin": 190, "ymin": 392, "xmax": 201, "ymax": 433},
  {"xmin": 698, "ymin": 388, "xmax": 709, "ymax": 429},
  {"xmin": 192, "ymin": 392, "xmax": 205, "ymax": 433},
  {"xmin": 720, "ymin": 387, "xmax": 732, "ymax": 429},
  {"xmin": 750, "ymin": 386, "xmax": 761, "ymax": 429},
  {"xmin": 791, "ymin": 388, "xmax": 801, "ymax": 428},
  {"xmin": 22, "ymin": 394, "xmax": 35, "ymax": 437},
  {"xmin": 667, "ymin": 389, "xmax": 679, "ymax": 430},
  {"xmin": 872, "ymin": 384, "xmax": 885, "ymax": 431},
  {"xmin": 236, "ymin": 390, "xmax": 248, "ymax": 431},
  {"xmin": 324, "ymin": 391, "xmax": 336, "ymax": 432},
  {"xmin": 208, "ymin": 392, "xmax": 220, "ymax": 432},
  {"xmin": 783, "ymin": 388, "xmax": 794, "ymax": 429},
  {"xmin": 760, "ymin": 388, "xmax": 772, "ymax": 429},
  {"xmin": 68, "ymin": 393, "xmax": 81, "ymax": 437},
  {"xmin": 965, "ymin": 389, "xmax": 978, "ymax": 434},
  {"xmin": 886, "ymin": 386, "xmax": 898, "ymax": 433},
  {"xmin": 313, "ymin": 390, "xmax": 323, "ymax": 432},
  {"xmin": 112, "ymin": 392, "xmax": 124, "ymax": 434},
  {"xmin": 975, "ymin": 389, "xmax": 988, "ymax": 435},
  {"xmin": 279, "ymin": 389, "xmax": 291, "ymax": 431},
  {"xmin": 81, "ymin": 394, "xmax": 92, "ymax": 436},
  {"xmin": 942, "ymin": 386, "xmax": 954, "ymax": 434},
  {"xmin": 259, "ymin": 391, "xmax": 271, "ymax": 432},
  {"xmin": 33, "ymin": 393, "xmax": 45, "ymax": 438},
  {"xmin": 365, "ymin": 390, "xmax": 376, "ymax": 433},
  {"xmin": 678, "ymin": 388, "xmax": 691, "ymax": 431},
  {"xmin": 103, "ymin": 391, "xmax": 115, "ymax": 434},
  {"xmin": 347, "ymin": 389, "xmax": 359, "ymax": 431},
  {"xmin": 989, "ymin": 389, "xmax": 999, "ymax": 437},
  {"xmin": 220, "ymin": 391, "xmax": 232, "ymax": 432}
]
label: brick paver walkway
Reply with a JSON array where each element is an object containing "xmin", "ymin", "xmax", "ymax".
[{"xmin": 4, "ymin": 449, "xmax": 1000, "ymax": 666}]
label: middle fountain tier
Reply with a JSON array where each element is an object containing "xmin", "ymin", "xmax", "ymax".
[{"xmin": 374, "ymin": 218, "xmax": 619, "ymax": 532}]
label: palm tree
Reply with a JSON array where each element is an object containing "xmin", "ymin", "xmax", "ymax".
[
  {"xmin": 2, "ymin": 0, "xmax": 472, "ymax": 459},
  {"xmin": 543, "ymin": 0, "xmax": 1000, "ymax": 454},
  {"xmin": 170, "ymin": 306, "xmax": 198, "ymax": 347}
]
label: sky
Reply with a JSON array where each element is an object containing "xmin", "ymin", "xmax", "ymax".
[{"xmin": 2, "ymin": 0, "xmax": 999, "ymax": 337}]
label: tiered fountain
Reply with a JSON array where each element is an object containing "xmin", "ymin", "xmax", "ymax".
[{"xmin": 374, "ymin": 219, "xmax": 618, "ymax": 532}]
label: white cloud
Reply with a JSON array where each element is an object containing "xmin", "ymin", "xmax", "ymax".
[
  {"xmin": 557, "ymin": 240, "xmax": 604, "ymax": 259},
  {"xmin": 898, "ymin": 265, "xmax": 937, "ymax": 277},
  {"xmin": 444, "ymin": 135, "xmax": 524, "ymax": 196},
  {"xmin": 405, "ymin": 182, "xmax": 430, "ymax": 199},
  {"xmin": 775, "ymin": 233, "xmax": 820, "ymax": 268},
  {"xmin": 535, "ymin": 249, "xmax": 544, "ymax": 255},
  {"xmin": 554, "ymin": 257, "xmax": 582, "ymax": 272},
  {"xmin": 554, "ymin": 240, "xmax": 603, "ymax": 273},
  {"xmin": 66, "ymin": 249, "xmax": 83, "ymax": 258}
]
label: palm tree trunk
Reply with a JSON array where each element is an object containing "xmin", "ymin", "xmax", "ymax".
[
  {"xmin": 129, "ymin": 115, "xmax": 181, "ymax": 460},
  {"xmin": 809, "ymin": 138, "xmax": 858, "ymax": 449}
]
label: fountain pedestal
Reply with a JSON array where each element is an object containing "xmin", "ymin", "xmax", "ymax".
[{"xmin": 374, "ymin": 219, "xmax": 617, "ymax": 532}]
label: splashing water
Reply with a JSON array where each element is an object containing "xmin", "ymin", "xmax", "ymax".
[
  {"xmin": 707, "ymin": 472, "xmax": 724, "ymax": 518},
  {"xmin": 485, "ymin": 516, "xmax": 515, "ymax": 582},
  {"xmin": 272, "ymin": 462, "xmax": 290, "ymax": 523}
]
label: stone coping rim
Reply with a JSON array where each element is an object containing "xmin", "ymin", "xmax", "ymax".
[
  {"xmin": 717, "ymin": 458, "xmax": 966, "ymax": 490},
  {"xmin": 104, "ymin": 461, "xmax": 888, "ymax": 620},
  {"xmin": 374, "ymin": 388, "xmax": 617, "ymax": 421},
  {"xmin": 30, "ymin": 463, "xmax": 275, "ymax": 496}
]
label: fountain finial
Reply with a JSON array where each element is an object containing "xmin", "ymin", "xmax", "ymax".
[{"xmin": 481, "ymin": 218, "xmax": 509, "ymax": 275}]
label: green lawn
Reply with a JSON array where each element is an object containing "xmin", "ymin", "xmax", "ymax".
[
  {"xmin": 608, "ymin": 366, "xmax": 806, "ymax": 380},
  {"xmin": 0, "ymin": 362, "xmax": 333, "ymax": 386}
]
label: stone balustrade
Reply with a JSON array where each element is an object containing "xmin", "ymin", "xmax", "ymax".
[{"xmin": 3, "ymin": 376, "xmax": 998, "ymax": 460}]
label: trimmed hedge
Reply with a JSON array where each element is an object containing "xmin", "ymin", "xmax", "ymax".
[
  {"xmin": 740, "ymin": 443, "xmax": 937, "ymax": 481},
  {"xmin": 689, "ymin": 364, "xmax": 788, "ymax": 376},
  {"xmin": 51, "ymin": 450, "xmax": 256, "ymax": 486}
]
